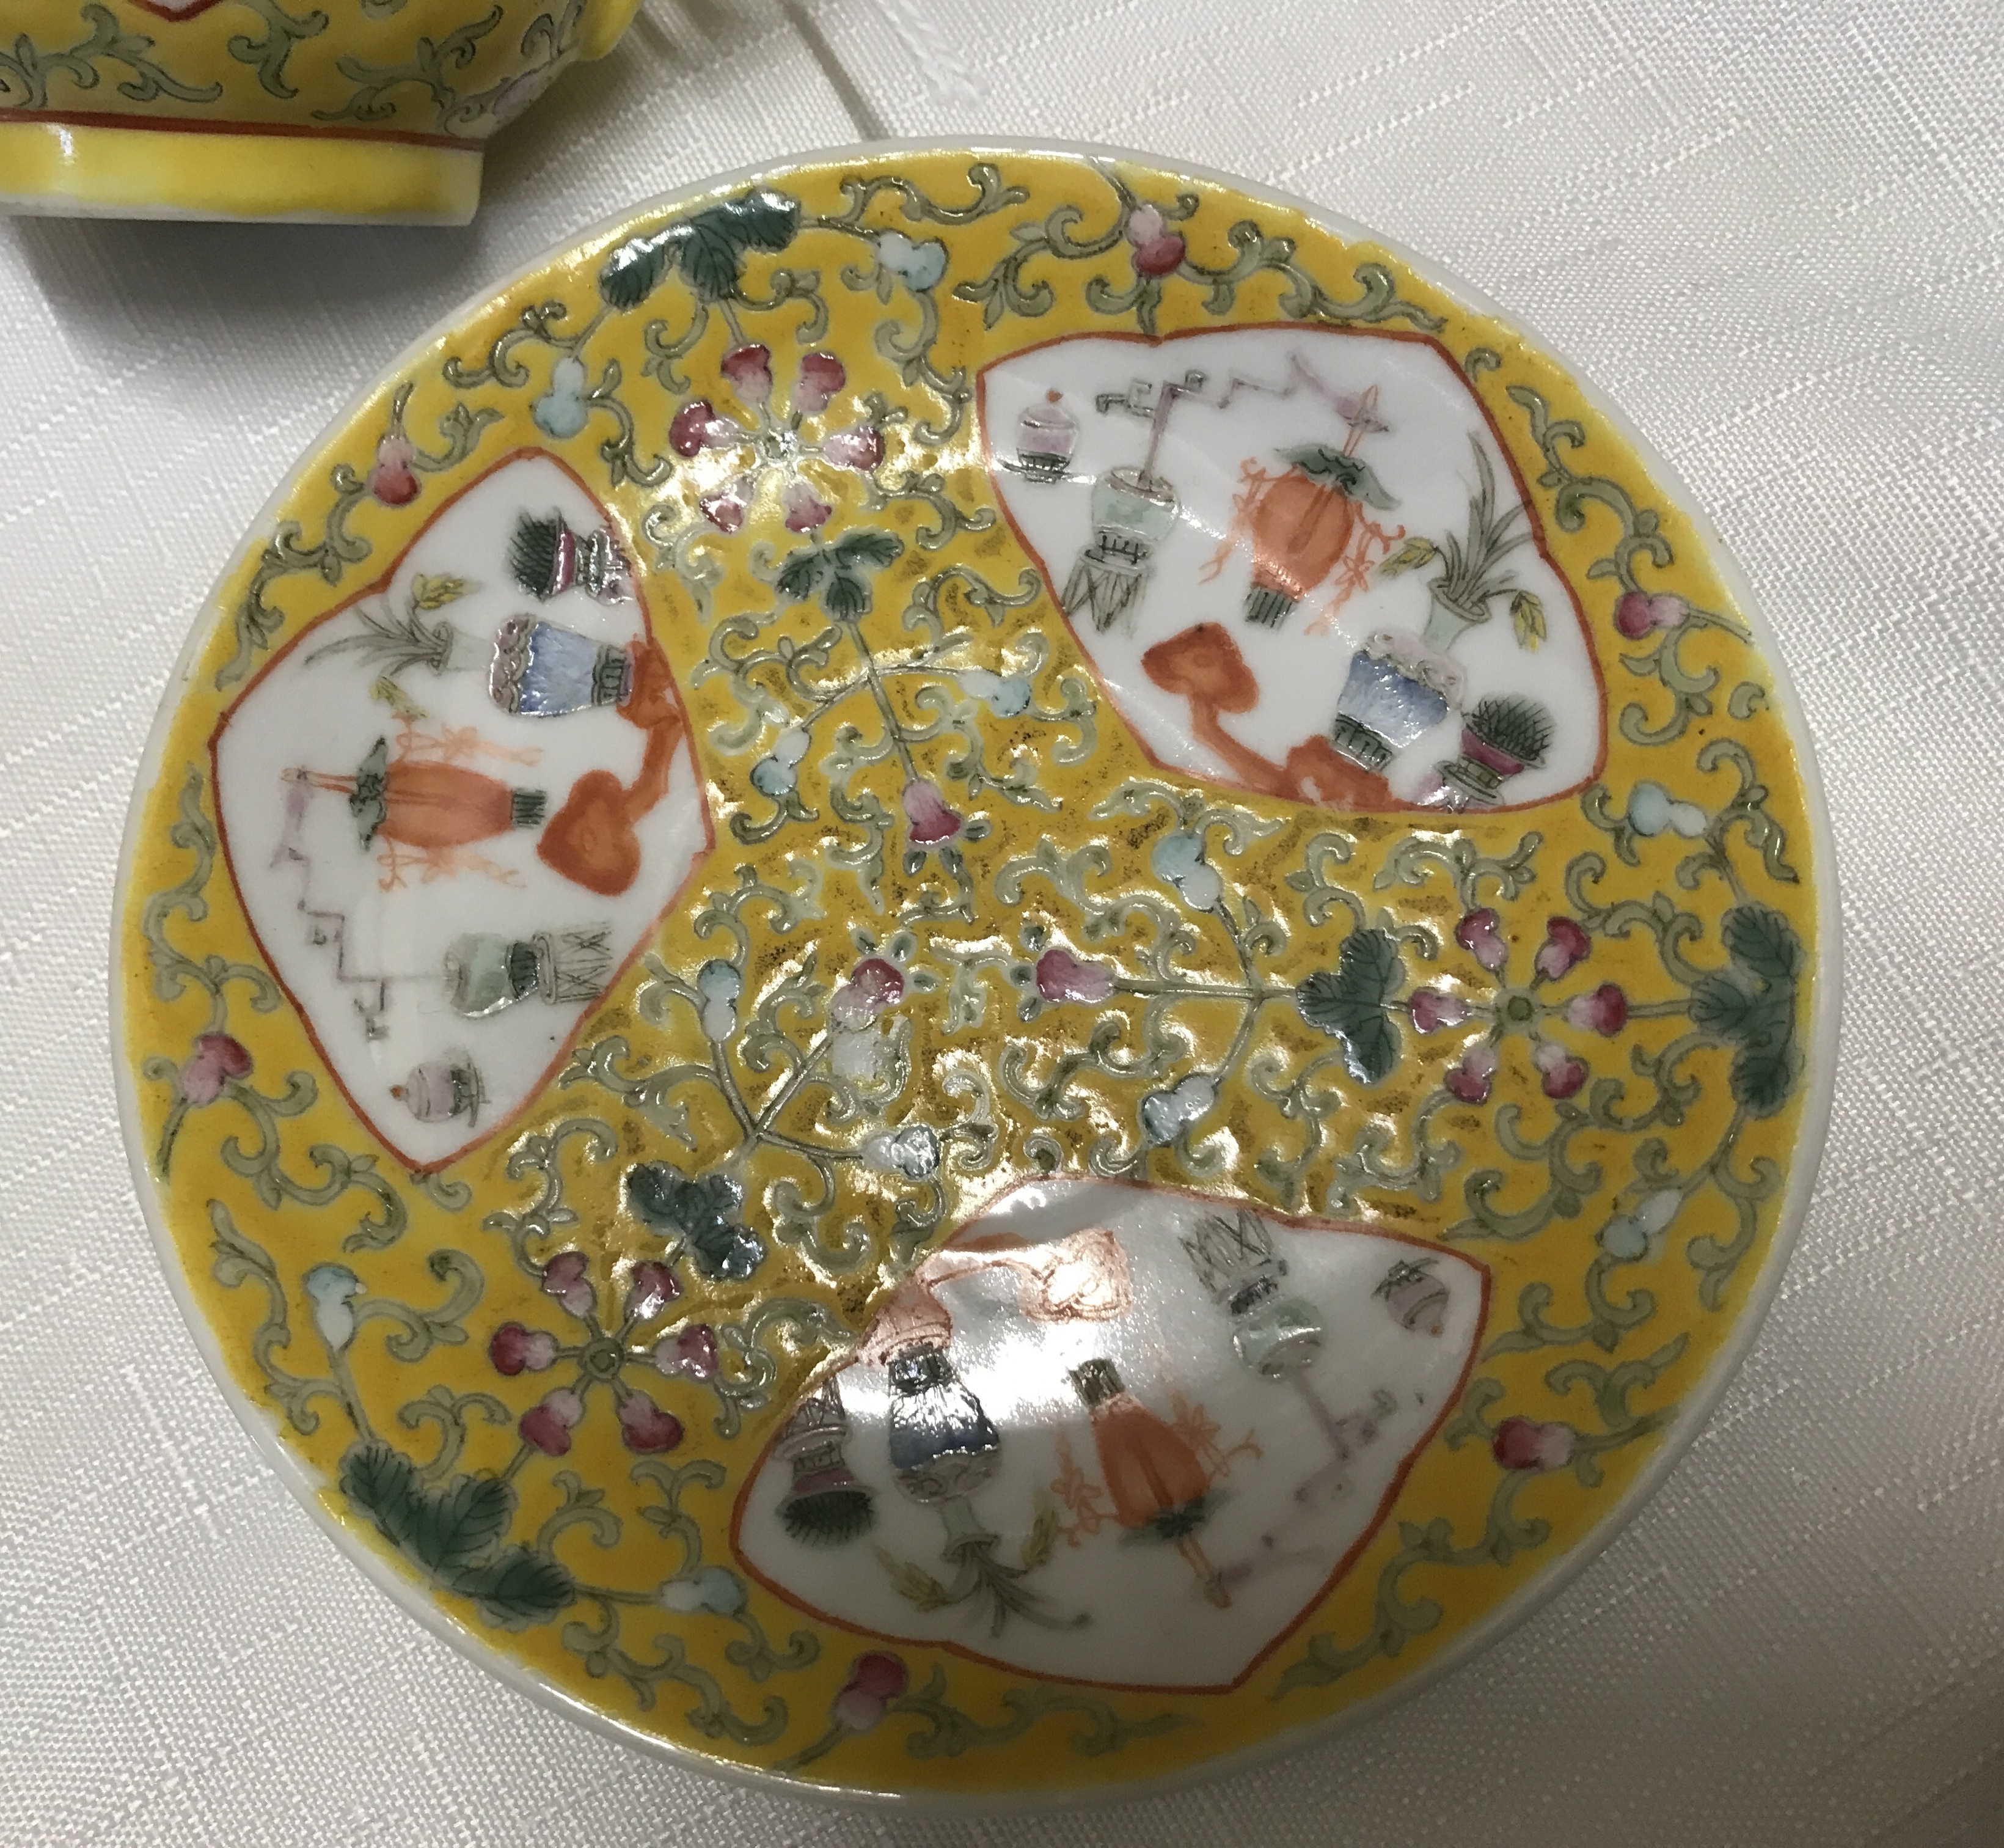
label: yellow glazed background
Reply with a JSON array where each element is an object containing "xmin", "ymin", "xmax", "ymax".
[
  {"xmin": 116, "ymin": 150, "xmax": 1827, "ymax": 1798},
  {"xmin": 0, "ymin": 0, "xmax": 639, "ymax": 221}
]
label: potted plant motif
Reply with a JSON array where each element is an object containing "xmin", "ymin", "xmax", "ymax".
[
  {"xmin": 1329, "ymin": 436, "xmax": 1548, "ymax": 774},
  {"xmin": 1433, "ymin": 693, "xmax": 1556, "ymax": 809}
]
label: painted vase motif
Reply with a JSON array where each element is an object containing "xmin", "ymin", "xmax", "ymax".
[
  {"xmin": 443, "ymin": 928, "xmax": 615, "ymax": 1017},
  {"xmin": 886, "ymin": 1343, "xmax": 1001, "ymax": 1503},
  {"xmin": 489, "ymin": 617, "xmax": 634, "ymax": 717},
  {"xmin": 1433, "ymin": 694, "xmax": 1556, "ymax": 810},
  {"xmin": 1329, "ymin": 631, "xmax": 1466, "ymax": 772},
  {"xmin": 773, "ymin": 1379, "xmax": 876, "ymax": 1547},
  {"xmin": 1015, "ymin": 391, "xmax": 1078, "ymax": 481},
  {"xmin": 510, "ymin": 513, "xmax": 632, "ymax": 603}
]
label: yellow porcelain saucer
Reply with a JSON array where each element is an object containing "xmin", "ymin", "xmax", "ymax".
[{"xmin": 114, "ymin": 144, "xmax": 1837, "ymax": 1802}]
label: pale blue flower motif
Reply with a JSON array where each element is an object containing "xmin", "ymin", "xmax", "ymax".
[
  {"xmin": 874, "ymin": 230, "xmax": 948, "ymax": 292},
  {"xmin": 660, "ymin": 1566, "xmax": 747, "ymax": 1616},
  {"xmin": 695, "ymin": 959, "xmax": 743, "ymax": 1041},
  {"xmin": 863, "ymin": 1125, "xmax": 941, "ymax": 1179},
  {"xmin": 303, "ymin": 1264, "xmax": 364, "ymax": 1353},
  {"xmin": 1598, "ymin": 1188, "xmax": 1682, "ymax": 1261},
  {"xmin": 1628, "ymin": 780, "xmax": 1707, "ymax": 838},
  {"xmin": 1139, "ymin": 1073, "xmax": 1216, "ymax": 1145},
  {"xmin": 751, "ymin": 725, "xmax": 810, "ymax": 798},
  {"xmin": 533, "ymin": 356, "xmax": 590, "ymax": 439},
  {"xmin": 957, "ymin": 667, "xmax": 1033, "ymax": 718},
  {"xmin": 1151, "ymin": 829, "xmax": 1222, "ymax": 910}
]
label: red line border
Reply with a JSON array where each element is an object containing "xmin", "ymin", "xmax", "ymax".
[
  {"xmin": 208, "ymin": 446, "xmax": 717, "ymax": 1176},
  {"xmin": 729, "ymin": 1177, "xmax": 1492, "ymax": 1698},
  {"xmin": 973, "ymin": 320, "xmax": 1611, "ymax": 816}
]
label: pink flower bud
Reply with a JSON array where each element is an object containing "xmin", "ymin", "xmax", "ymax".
[
  {"xmin": 1035, "ymin": 946, "xmax": 1116, "ymax": 1004},
  {"xmin": 489, "ymin": 1322, "xmax": 560, "ymax": 1376},
  {"xmin": 519, "ymin": 1387, "xmax": 585, "ymax": 1456},
  {"xmin": 1532, "ymin": 1039, "xmax": 1588, "ymax": 1099},
  {"xmin": 1493, "ymin": 1416, "xmax": 1576, "ymax": 1472},
  {"xmin": 617, "ymin": 1391, "xmax": 684, "ymax": 1454},
  {"xmin": 781, "ymin": 477, "xmax": 832, "ymax": 532},
  {"xmin": 1614, "ymin": 590, "xmax": 1689, "ymax": 639},
  {"xmin": 540, "ymin": 1250, "xmax": 596, "ymax": 1321},
  {"xmin": 793, "ymin": 352, "xmax": 845, "ymax": 416},
  {"xmin": 656, "ymin": 1323, "xmax": 718, "ymax": 1382},
  {"xmin": 179, "ymin": 1032, "xmax": 252, "ymax": 1107},
  {"xmin": 720, "ymin": 342, "xmax": 772, "ymax": 405},
  {"xmin": 1409, "ymin": 988, "xmax": 1469, "ymax": 1033},
  {"xmin": 1565, "ymin": 983, "xmax": 1628, "ymax": 1036},
  {"xmin": 670, "ymin": 398, "xmax": 740, "ymax": 458},
  {"xmin": 1446, "ymin": 1041, "xmax": 1498, "ymax": 1104},
  {"xmin": 1455, "ymin": 908, "xmax": 1508, "ymax": 973},
  {"xmin": 369, "ymin": 434, "xmax": 420, "ymax": 507},
  {"xmin": 1125, "ymin": 204, "xmax": 1166, "ymax": 246},
  {"xmin": 624, "ymin": 1260, "xmax": 680, "ymax": 1324},
  {"xmin": 698, "ymin": 474, "xmax": 750, "ymax": 532},
  {"xmin": 1534, "ymin": 917, "xmax": 1590, "ymax": 981},
  {"xmin": 901, "ymin": 779, "xmax": 962, "ymax": 845},
  {"xmin": 820, "ymin": 423, "xmax": 883, "ymax": 472}
]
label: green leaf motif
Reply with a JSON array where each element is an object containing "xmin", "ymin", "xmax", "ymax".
[
  {"xmin": 340, "ymin": 1440, "xmax": 574, "ymax": 1629},
  {"xmin": 1688, "ymin": 904, "xmax": 1804, "ymax": 1118},
  {"xmin": 597, "ymin": 189, "xmax": 800, "ymax": 310},
  {"xmin": 773, "ymin": 549, "xmax": 827, "ymax": 602},
  {"xmin": 342, "ymin": 1439, "xmax": 420, "ymax": 1547},
  {"xmin": 1296, "ymin": 928, "xmax": 1404, "ymax": 1085},
  {"xmin": 453, "ymin": 1547, "xmax": 576, "ymax": 1631},
  {"xmin": 823, "ymin": 569, "xmax": 870, "ymax": 620},
  {"xmin": 406, "ymin": 1472, "xmax": 511, "ymax": 1574},
  {"xmin": 1279, "ymin": 446, "xmax": 1397, "ymax": 510},
  {"xmin": 1731, "ymin": 1040, "xmax": 1802, "ymax": 1116},
  {"xmin": 833, "ymin": 529, "xmax": 904, "ymax": 570},
  {"xmin": 1722, "ymin": 904, "xmax": 1802, "ymax": 986}
]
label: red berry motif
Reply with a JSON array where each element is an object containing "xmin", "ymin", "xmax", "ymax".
[
  {"xmin": 519, "ymin": 1388, "xmax": 585, "ymax": 1456},
  {"xmin": 1035, "ymin": 947, "xmax": 1116, "ymax": 1005},
  {"xmin": 1534, "ymin": 917, "xmax": 1590, "ymax": 981},
  {"xmin": 368, "ymin": 434, "xmax": 419, "ymax": 506},
  {"xmin": 794, "ymin": 352, "xmax": 846, "ymax": 416},
  {"xmin": 624, "ymin": 1260, "xmax": 681, "ymax": 1324},
  {"xmin": 1410, "ymin": 988, "xmax": 1469, "ymax": 1033},
  {"xmin": 720, "ymin": 342, "xmax": 773, "ymax": 405},
  {"xmin": 616, "ymin": 1392, "xmax": 684, "ymax": 1454},
  {"xmin": 541, "ymin": 1250, "xmax": 596, "ymax": 1321},
  {"xmin": 1446, "ymin": 1042, "xmax": 1498, "ymax": 1104},
  {"xmin": 1565, "ymin": 983, "xmax": 1628, "ymax": 1036},
  {"xmin": 1614, "ymin": 590, "xmax": 1689, "ymax": 639},
  {"xmin": 1455, "ymin": 908, "xmax": 1508, "ymax": 973},
  {"xmin": 489, "ymin": 1322, "xmax": 560, "ymax": 1376},
  {"xmin": 1493, "ymin": 1417, "xmax": 1576, "ymax": 1472}
]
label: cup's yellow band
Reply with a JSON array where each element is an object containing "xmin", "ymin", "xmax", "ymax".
[{"xmin": 0, "ymin": 117, "xmax": 483, "ymax": 225}]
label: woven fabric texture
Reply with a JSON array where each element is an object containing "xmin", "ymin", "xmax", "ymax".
[{"xmin": 3, "ymin": 1, "xmax": 2000, "ymax": 1841}]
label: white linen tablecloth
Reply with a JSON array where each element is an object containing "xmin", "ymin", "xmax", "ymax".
[{"xmin": 4, "ymin": 2, "xmax": 2000, "ymax": 1841}]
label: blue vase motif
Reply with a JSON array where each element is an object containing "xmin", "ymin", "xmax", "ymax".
[
  {"xmin": 1330, "ymin": 629, "xmax": 1466, "ymax": 772},
  {"xmin": 488, "ymin": 617, "xmax": 633, "ymax": 717},
  {"xmin": 885, "ymin": 1343, "xmax": 1002, "ymax": 1504}
]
